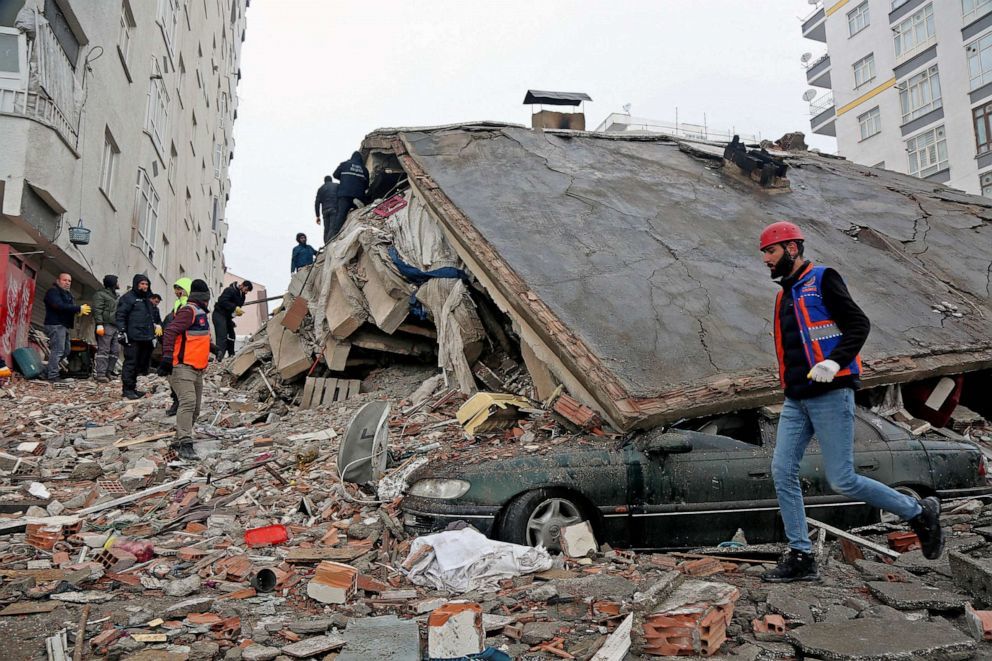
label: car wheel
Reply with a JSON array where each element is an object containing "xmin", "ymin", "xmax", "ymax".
[
  {"xmin": 498, "ymin": 489, "xmax": 588, "ymax": 553},
  {"xmin": 880, "ymin": 486, "xmax": 923, "ymax": 524}
]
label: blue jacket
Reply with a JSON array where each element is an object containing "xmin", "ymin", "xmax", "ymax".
[
  {"xmin": 292, "ymin": 243, "xmax": 317, "ymax": 272},
  {"xmin": 333, "ymin": 152, "xmax": 369, "ymax": 200},
  {"xmin": 43, "ymin": 285, "xmax": 80, "ymax": 328}
]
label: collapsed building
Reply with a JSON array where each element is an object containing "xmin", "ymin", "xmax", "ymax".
[{"xmin": 233, "ymin": 122, "xmax": 992, "ymax": 435}]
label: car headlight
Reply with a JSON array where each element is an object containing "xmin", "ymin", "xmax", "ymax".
[{"xmin": 407, "ymin": 478, "xmax": 471, "ymax": 499}]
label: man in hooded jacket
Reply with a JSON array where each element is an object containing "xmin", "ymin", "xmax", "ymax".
[
  {"xmin": 163, "ymin": 277, "xmax": 192, "ymax": 416},
  {"xmin": 213, "ymin": 280, "xmax": 251, "ymax": 360},
  {"xmin": 330, "ymin": 151, "xmax": 369, "ymax": 239},
  {"xmin": 92, "ymin": 275, "xmax": 120, "ymax": 382},
  {"xmin": 115, "ymin": 274, "xmax": 156, "ymax": 400}
]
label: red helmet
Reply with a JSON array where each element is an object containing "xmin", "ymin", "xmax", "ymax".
[{"xmin": 759, "ymin": 221, "xmax": 804, "ymax": 250}]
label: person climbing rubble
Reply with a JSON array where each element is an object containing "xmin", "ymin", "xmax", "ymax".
[
  {"xmin": 213, "ymin": 279, "xmax": 251, "ymax": 360},
  {"xmin": 42, "ymin": 272, "xmax": 90, "ymax": 382},
  {"xmin": 91, "ymin": 274, "xmax": 120, "ymax": 383},
  {"xmin": 291, "ymin": 232, "xmax": 317, "ymax": 273},
  {"xmin": 314, "ymin": 175, "xmax": 339, "ymax": 245},
  {"xmin": 158, "ymin": 279, "xmax": 212, "ymax": 460},
  {"xmin": 758, "ymin": 221, "xmax": 944, "ymax": 583},
  {"xmin": 115, "ymin": 274, "xmax": 156, "ymax": 400},
  {"xmin": 330, "ymin": 151, "xmax": 369, "ymax": 239}
]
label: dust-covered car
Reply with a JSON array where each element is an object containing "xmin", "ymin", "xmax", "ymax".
[{"xmin": 400, "ymin": 406, "xmax": 991, "ymax": 551}]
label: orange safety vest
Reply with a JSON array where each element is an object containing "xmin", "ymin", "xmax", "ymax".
[{"xmin": 173, "ymin": 304, "xmax": 211, "ymax": 369}]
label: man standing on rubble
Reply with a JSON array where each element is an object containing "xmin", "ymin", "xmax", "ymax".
[
  {"xmin": 115, "ymin": 274, "xmax": 156, "ymax": 400},
  {"xmin": 213, "ymin": 279, "xmax": 251, "ymax": 360},
  {"xmin": 158, "ymin": 279, "xmax": 212, "ymax": 460},
  {"xmin": 330, "ymin": 151, "xmax": 369, "ymax": 239},
  {"xmin": 314, "ymin": 175, "xmax": 338, "ymax": 245},
  {"xmin": 163, "ymin": 278, "xmax": 192, "ymax": 417},
  {"xmin": 292, "ymin": 232, "xmax": 317, "ymax": 273},
  {"xmin": 42, "ymin": 272, "xmax": 90, "ymax": 382},
  {"xmin": 92, "ymin": 275, "xmax": 120, "ymax": 382},
  {"xmin": 758, "ymin": 221, "xmax": 944, "ymax": 582}
]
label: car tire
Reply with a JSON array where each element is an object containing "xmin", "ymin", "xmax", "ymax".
[
  {"xmin": 879, "ymin": 486, "xmax": 924, "ymax": 524},
  {"xmin": 497, "ymin": 488, "xmax": 589, "ymax": 553}
]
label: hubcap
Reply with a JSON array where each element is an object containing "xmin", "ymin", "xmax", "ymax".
[{"xmin": 525, "ymin": 498, "xmax": 584, "ymax": 550}]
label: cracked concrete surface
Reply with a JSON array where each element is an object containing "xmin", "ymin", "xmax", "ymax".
[{"xmin": 378, "ymin": 125, "xmax": 992, "ymax": 415}]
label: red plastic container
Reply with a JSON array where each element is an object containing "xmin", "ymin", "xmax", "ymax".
[{"xmin": 244, "ymin": 524, "xmax": 289, "ymax": 548}]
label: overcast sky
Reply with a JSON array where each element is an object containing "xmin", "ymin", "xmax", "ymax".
[{"xmin": 225, "ymin": 0, "xmax": 835, "ymax": 296}]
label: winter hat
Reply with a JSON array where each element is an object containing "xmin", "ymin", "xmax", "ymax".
[
  {"xmin": 103, "ymin": 274, "xmax": 119, "ymax": 289},
  {"xmin": 190, "ymin": 279, "xmax": 209, "ymax": 293}
]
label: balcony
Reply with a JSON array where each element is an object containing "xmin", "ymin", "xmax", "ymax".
[
  {"xmin": 806, "ymin": 53, "xmax": 831, "ymax": 88},
  {"xmin": 802, "ymin": 3, "xmax": 827, "ymax": 42},
  {"xmin": 809, "ymin": 93, "xmax": 836, "ymax": 136},
  {"xmin": 0, "ymin": 88, "xmax": 78, "ymax": 147}
]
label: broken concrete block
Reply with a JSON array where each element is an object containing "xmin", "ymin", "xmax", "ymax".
[
  {"xmin": 428, "ymin": 601, "xmax": 484, "ymax": 659},
  {"xmin": 85, "ymin": 425, "xmax": 116, "ymax": 440},
  {"xmin": 163, "ymin": 597, "xmax": 215, "ymax": 619},
  {"xmin": 949, "ymin": 551, "xmax": 992, "ymax": 602},
  {"xmin": 965, "ymin": 603, "xmax": 992, "ymax": 641},
  {"xmin": 786, "ymin": 618, "xmax": 975, "ymax": 659},
  {"xmin": 230, "ymin": 349, "xmax": 261, "ymax": 378},
  {"xmin": 45, "ymin": 500, "xmax": 65, "ymax": 516},
  {"xmin": 359, "ymin": 251, "xmax": 410, "ymax": 334},
  {"xmin": 164, "ymin": 575, "xmax": 202, "ymax": 598},
  {"xmin": 322, "ymin": 337, "xmax": 351, "ymax": 371},
  {"xmin": 336, "ymin": 614, "xmax": 420, "ymax": 661},
  {"xmin": 306, "ymin": 561, "xmax": 358, "ymax": 604},
  {"xmin": 867, "ymin": 581, "xmax": 968, "ymax": 611},
  {"xmin": 326, "ymin": 266, "xmax": 367, "ymax": 339},
  {"xmin": 240, "ymin": 645, "xmax": 281, "ymax": 661},
  {"xmin": 280, "ymin": 635, "xmax": 346, "ymax": 658},
  {"xmin": 69, "ymin": 461, "xmax": 103, "ymax": 480},
  {"xmin": 560, "ymin": 521, "xmax": 597, "ymax": 557},
  {"xmin": 266, "ymin": 311, "xmax": 312, "ymax": 381}
]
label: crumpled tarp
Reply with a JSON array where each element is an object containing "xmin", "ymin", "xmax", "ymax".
[{"xmin": 402, "ymin": 527, "xmax": 553, "ymax": 593}]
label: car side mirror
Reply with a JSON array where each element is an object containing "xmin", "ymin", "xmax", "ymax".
[{"xmin": 639, "ymin": 434, "xmax": 693, "ymax": 456}]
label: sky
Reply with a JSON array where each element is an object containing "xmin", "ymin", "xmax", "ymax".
[{"xmin": 224, "ymin": 0, "xmax": 835, "ymax": 296}]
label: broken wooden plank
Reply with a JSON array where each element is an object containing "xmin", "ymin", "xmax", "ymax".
[
  {"xmin": 72, "ymin": 605, "xmax": 90, "ymax": 661},
  {"xmin": 112, "ymin": 432, "xmax": 174, "ymax": 449},
  {"xmin": 286, "ymin": 547, "xmax": 370, "ymax": 563},
  {"xmin": 75, "ymin": 476, "xmax": 198, "ymax": 516},
  {"xmin": 590, "ymin": 613, "xmax": 633, "ymax": 661},
  {"xmin": 0, "ymin": 601, "xmax": 61, "ymax": 616},
  {"xmin": 807, "ymin": 517, "xmax": 900, "ymax": 560},
  {"xmin": 301, "ymin": 377, "xmax": 317, "ymax": 410}
]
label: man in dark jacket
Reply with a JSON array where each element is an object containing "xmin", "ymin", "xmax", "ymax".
[
  {"xmin": 213, "ymin": 280, "xmax": 251, "ymax": 360},
  {"xmin": 291, "ymin": 233, "xmax": 317, "ymax": 273},
  {"xmin": 330, "ymin": 151, "xmax": 369, "ymax": 239},
  {"xmin": 757, "ymin": 221, "xmax": 943, "ymax": 583},
  {"xmin": 92, "ymin": 275, "xmax": 120, "ymax": 382},
  {"xmin": 115, "ymin": 274, "xmax": 156, "ymax": 399},
  {"xmin": 315, "ymin": 175, "xmax": 339, "ymax": 245},
  {"xmin": 43, "ymin": 272, "xmax": 90, "ymax": 382}
]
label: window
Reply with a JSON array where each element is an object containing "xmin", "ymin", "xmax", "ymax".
[
  {"xmin": 99, "ymin": 128, "xmax": 120, "ymax": 198},
  {"xmin": 967, "ymin": 32, "xmax": 992, "ymax": 90},
  {"xmin": 900, "ymin": 65, "xmax": 942, "ymax": 124},
  {"xmin": 964, "ymin": 0, "xmax": 992, "ymax": 22},
  {"xmin": 157, "ymin": 0, "xmax": 180, "ymax": 60},
  {"xmin": 213, "ymin": 143, "xmax": 222, "ymax": 176},
  {"xmin": 0, "ymin": 28, "xmax": 27, "ymax": 90},
  {"xmin": 177, "ymin": 55, "xmax": 186, "ymax": 104},
  {"xmin": 160, "ymin": 235, "xmax": 170, "ymax": 269},
  {"xmin": 168, "ymin": 142, "xmax": 177, "ymax": 189},
  {"xmin": 894, "ymin": 4, "xmax": 935, "ymax": 58},
  {"xmin": 133, "ymin": 169, "xmax": 160, "ymax": 261},
  {"xmin": 853, "ymin": 54, "xmax": 876, "ymax": 89},
  {"xmin": 211, "ymin": 195, "xmax": 220, "ymax": 231},
  {"xmin": 981, "ymin": 171, "xmax": 992, "ymax": 196},
  {"xmin": 146, "ymin": 58, "xmax": 169, "ymax": 151},
  {"xmin": 858, "ymin": 107, "xmax": 882, "ymax": 140},
  {"xmin": 973, "ymin": 101, "xmax": 992, "ymax": 154},
  {"xmin": 44, "ymin": 0, "xmax": 79, "ymax": 66},
  {"xmin": 848, "ymin": 2, "xmax": 870, "ymax": 36},
  {"xmin": 117, "ymin": 2, "xmax": 135, "ymax": 73},
  {"xmin": 906, "ymin": 126, "xmax": 948, "ymax": 177}
]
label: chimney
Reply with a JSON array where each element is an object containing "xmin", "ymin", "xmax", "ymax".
[{"xmin": 524, "ymin": 90, "xmax": 591, "ymax": 130}]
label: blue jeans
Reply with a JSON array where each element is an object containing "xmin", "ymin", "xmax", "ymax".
[
  {"xmin": 44, "ymin": 324, "xmax": 70, "ymax": 380},
  {"xmin": 772, "ymin": 388, "xmax": 922, "ymax": 552}
]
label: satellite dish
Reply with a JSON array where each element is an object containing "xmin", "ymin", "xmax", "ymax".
[
  {"xmin": 622, "ymin": 103, "xmax": 632, "ymax": 114},
  {"xmin": 337, "ymin": 401, "xmax": 391, "ymax": 484},
  {"xmin": 802, "ymin": 89, "xmax": 818, "ymax": 102},
  {"xmin": 801, "ymin": 52, "xmax": 813, "ymax": 64}
]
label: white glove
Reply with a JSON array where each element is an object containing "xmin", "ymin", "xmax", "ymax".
[{"xmin": 808, "ymin": 359, "xmax": 840, "ymax": 383}]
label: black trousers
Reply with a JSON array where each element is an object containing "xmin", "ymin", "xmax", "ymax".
[
  {"xmin": 212, "ymin": 312, "xmax": 235, "ymax": 359},
  {"xmin": 321, "ymin": 208, "xmax": 337, "ymax": 245},
  {"xmin": 121, "ymin": 340, "xmax": 153, "ymax": 392},
  {"xmin": 329, "ymin": 196, "xmax": 355, "ymax": 241}
]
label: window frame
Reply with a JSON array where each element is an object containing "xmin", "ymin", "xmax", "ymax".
[
  {"xmin": 117, "ymin": 1, "xmax": 135, "ymax": 79},
  {"xmin": 906, "ymin": 125, "xmax": 948, "ymax": 178},
  {"xmin": 157, "ymin": 0, "xmax": 180, "ymax": 62},
  {"xmin": 852, "ymin": 53, "xmax": 876, "ymax": 89},
  {"xmin": 848, "ymin": 1, "xmax": 870, "ymax": 37},
  {"xmin": 899, "ymin": 65, "xmax": 942, "ymax": 124},
  {"xmin": 963, "ymin": 0, "xmax": 992, "ymax": 23},
  {"xmin": 145, "ymin": 58, "xmax": 169, "ymax": 154},
  {"xmin": 973, "ymin": 101, "xmax": 992, "ymax": 154},
  {"xmin": 0, "ymin": 28, "xmax": 28, "ymax": 90},
  {"xmin": 980, "ymin": 170, "xmax": 992, "ymax": 197},
  {"xmin": 133, "ymin": 168, "xmax": 160, "ymax": 262},
  {"xmin": 858, "ymin": 106, "xmax": 882, "ymax": 140},
  {"xmin": 894, "ymin": 4, "xmax": 936, "ymax": 59},
  {"xmin": 99, "ymin": 128, "xmax": 120, "ymax": 200},
  {"xmin": 967, "ymin": 31, "xmax": 992, "ymax": 90}
]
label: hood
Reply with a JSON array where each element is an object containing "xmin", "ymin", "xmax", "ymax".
[
  {"xmin": 173, "ymin": 277, "xmax": 192, "ymax": 296},
  {"xmin": 189, "ymin": 290, "xmax": 211, "ymax": 308},
  {"xmin": 351, "ymin": 151, "xmax": 364, "ymax": 165},
  {"xmin": 132, "ymin": 273, "xmax": 151, "ymax": 298},
  {"xmin": 103, "ymin": 275, "xmax": 119, "ymax": 290}
]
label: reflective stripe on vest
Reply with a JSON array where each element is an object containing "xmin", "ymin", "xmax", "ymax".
[
  {"xmin": 773, "ymin": 263, "xmax": 862, "ymax": 387},
  {"xmin": 173, "ymin": 304, "xmax": 211, "ymax": 369}
]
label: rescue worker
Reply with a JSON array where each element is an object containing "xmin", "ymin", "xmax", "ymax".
[
  {"xmin": 291, "ymin": 232, "xmax": 317, "ymax": 273},
  {"xmin": 163, "ymin": 278, "xmax": 193, "ymax": 416},
  {"xmin": 42, "ymin": 272, "xmax": 90, "ymax": 382},
  {"xmin": 91, "ymin": 274, "xmax": 120, "ymax": 382},
  {"xmin": 314, "ymin": 175, "xmax": 339, "ymax": 245},
  {"xmin": 213, "ymin": 280, "xmax": 251, "ymax": 360},
  {"xmin": 758, "ymin": 221, "xmax": 943, "ymax": 582},
  {"xmin": 115, "ymin": 274, "xmax": 156, "ymax": 400},
  {"xmin": 330, "ymin": 151, "xmax": 369, "ymax": 239},
  {"xmin": 158, "ymin": 279, "xmax": 211, "ymax": 460}
]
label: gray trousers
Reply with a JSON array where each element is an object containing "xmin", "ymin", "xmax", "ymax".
[
  {"xmin": 169, "ymin": 364, "xmax": 203, "ymax": 441},
  {"xmin": 94, "ymin": 323, "xmax": 120, "ymax": 377},
  {"xmin": 44, "ymin": 324, "xmax": 70, "ymax": 380}
]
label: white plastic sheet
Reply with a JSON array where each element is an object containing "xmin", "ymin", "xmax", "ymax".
[{"xmin": 402, "ymin": 527, "xmax": 553, "ymax": 593}]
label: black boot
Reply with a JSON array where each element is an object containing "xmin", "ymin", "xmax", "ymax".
[
  {"xmin": 123, "ymin": 390, "xmax": 142, "ymax": 400},
  {"xmin": 165, "ymin": 403, "xmax": 178, "ymax": 417},
  {"xmin": 170, "ymin": 440, "xmax": 197, "ymax": 461},
  {"xmin": 762, "ymin": 549, "xmax": 820, "ymax": 583},
  {"xmin": 909, "ymin": 496, "xmax": 944, "ymax": 560}
]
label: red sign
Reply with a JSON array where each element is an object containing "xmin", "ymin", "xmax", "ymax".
[{"xmin": 0, "ymin": 245, "xmax": 38, "ymax": 366}]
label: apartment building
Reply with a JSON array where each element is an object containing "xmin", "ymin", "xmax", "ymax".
[
  {"xmin": 802, "ymin": 0, "xmax": 992, "ymax": 195},
  {"xmin": 0, "ymin": 0, "xmax": 246, "ymax": 362}
]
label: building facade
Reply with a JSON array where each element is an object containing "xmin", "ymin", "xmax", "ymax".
[
  {"xmin": 0, "ymin": 0, "xmax": 246, "ymax": 346},
  {"xmin": 802, "ymin": 0, "xmax": 992, "ymax": 195}
]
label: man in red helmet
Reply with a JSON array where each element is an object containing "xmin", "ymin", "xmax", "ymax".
[{"xmin": 758, "ymin": 221, "xmax": 943, "ymax": 582}]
